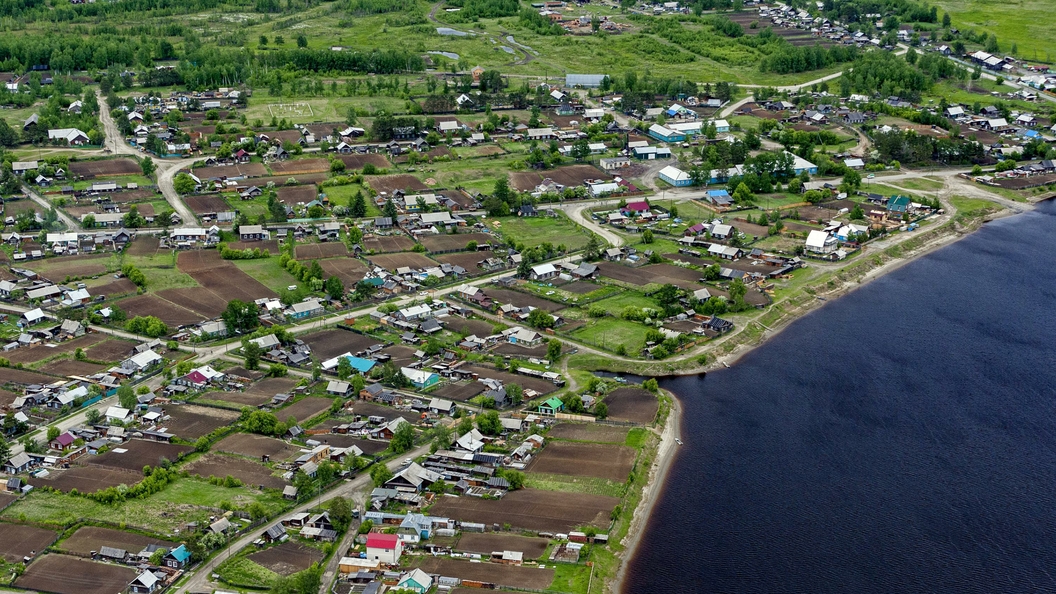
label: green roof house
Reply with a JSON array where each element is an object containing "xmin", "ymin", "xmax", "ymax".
[
  {"xmin": 539, "ymin": 396, "xmax": 565, "ymax": 415},
  {"xmin": 887, "ymin": 195, "xmax": 911, "ymax": 214}
]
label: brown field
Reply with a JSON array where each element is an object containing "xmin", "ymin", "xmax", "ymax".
[
  {"xmin": 269, "ymin": 158, "xmax": 329, "ymax": 175},
  {"xmin": 361, "ymin": 235, "xmax": 417, "ymax": 253},
  {"xmin": 245, "ymin": 173, "xmax": 328, "ymax": 188},
  {"xmin": 68, "ymin": 158, "xmax": 142, "ymax": 178},
  {"xmin": 185, "ymin": 454, "xmax": 286, "ymax": 490},
  {"xmin": 368, "ymin": 174, "xmax": 429, "ymax": 195},
  {"xmin": 86, "ymin": 440, "xmax": 193, "ymax": 471},
  {"xmin": 366, "ymin": 252, "xmax": 437, "ymax": 272},
  {"xmin": 208, "ymin": 391, "xmax": 272, "ymax": 408},
  {"xmin": 31, "ymin": 254, "xmax": 109, "ymax": 280},
  {"xmin": 229, "ymin": 239, "xmax": 281, "ymax": 254},
  {"xmin": 604, "ymin": 387, "xmax": 659, "ymax": 424},
  {"xmin": 157, "ymin": 287, "xmax": 228, "ymax": 319},
  {"xmin": 225, "ymin": 366, "xmax": 266, "ymax": 381},
  {"xmin": 429, "ymin": 489, "xmax": 618, "ymax": 532},
  {"xmin": 4, "ymin": 333, "xmax": 107, "ymax": 365},
  {"xmin": 0, "ymin": 523, "xmax": 58, "ymax": 562},
  {"xmin": 318, "ymin": 434, "xmax": 388, "ymax": 454},
  {"xmin": 434, "ymin": 251, "xmax": 492, "ymax": 276},
  {"xmin": 40, "ymin": 359, "xmax": 106, "ymax": 377},
  {"xmin": 528, "ymin": 442, "xmax": 635, "ymax": 481},
  {"xmin": 483, "ymin": 288, "xmax": 564, "ymax": 312},
  {"xmin": 275, "ymin": 185, "xmax": 318, "ymax": 206},
  {"xmin": 595, "ymin": 262, "xmax": 702, "ymax": 289},
  {"xmin": 319, "ymin": 258, "xmax": 367, "ymax": 286},
  {"xmin": 994, "ymin": 174, "xmax": 1056, "ymax": 189},
  {"xmin": 446, "ymin": 318, "xmax": 495, "ymax": 338},
  {"xmin": 379, "ymin": 344, "xmax": 417, "ymax": 367},
  {"xmin": 249, "ymin": 541, "xmax": 325, "ymax": 576},
  {"xmin": 548, "ymin": 423, "xmax": 630, "ymax": 444},
  {"xmin": 125, "ymin": 236, "xmax": 161, "ymax": 256},
  {"xmin": 120, "ymin": 294, "xmax": 201, "ymax": 327},
  {"xmin": 58, "ymin": 526, "xmax": 175, "ymax": 556},
  {"xmin": 420, "ymin": 233, "xmax": 494, "ymax": 254},
  {"xmin": 413, "ymin": 557, "xmax": 553, "ymax": 590},
  {"xmin": 192, "ymin": 163, "xmax": 268, "ymax": 179},
  {"xmin": 295, "ymin": 242, "xmax": 348, "ymax": 260},
  {"xmin": 433, "ymin": 382, "xmax": 486, "ymax": 402},
  {"xmin": 177, "ymin": 250, "xmax": 277, "ymax": 302},
  {"xmin": 337, "ymin": 154, "xmax": 392, "ymax": 170},
  {"xmin": 215, "ymin": 433, "xmax": 301, "ymax": 461},
  {"xmin": 301, "ymin": 329, "xmax": 378, "ymax": 360},
  {"xmin": 276, "ymin": 397, "xmax": 333, "ymax": 425},
  {"xmin": 462, "ymin": 365, "xmax": 556, "ymax": 395},
  {"xmin": 17, "ymin": 554, "xmax": 138, "ymax": 594},
  {"xmin": 107, "ymin": 189, "xmax": 158, "ymax": 203},
  {"xmin": 563, "ymin": 281, "xmax": 600, "ymax": 294},
  {"xmin": 247, "ymin": 377, "xmax": 300, "ymax": 398},
  {"xmin": 0, "ymin": 367, "xmax": 59, "ymax": 385},
  {"xmin": 183, "ymin": 194, "xmax": 232, "ymax": 214},
  {"xmin": 4, "ymin": 199, "xmax": 39, "ymax": 217},
  {"xmin": 508, "ymin": 164, "xmax": 610, "ymax": 192},
  {"xmin": 0, "ymin": 492, "xmax": 18, "ymax": 511},
  {"xmin": 347, "ymin": 401, "xmax": 420, "ymax": 425},
  {"xmin": 162, "ymin": 405, "xmax": 240, "ymax": 439},
  {"xmin": 491, "ymin": 343, "xmax": 549, "ymax": 358},
  {"xmin": 90, "ymin": 277, "xmax": 138, "ymax": 297},
  {"xmin": 455, "ymin": 533, "xmax": 549, "ymax": 558},
  {"xmin": 84, "ymin": 338, "xmax": 137, "ymax": 362},
  {"xmin": 33, "ymin": 467, "xmax": 141, "ymax": 493}
]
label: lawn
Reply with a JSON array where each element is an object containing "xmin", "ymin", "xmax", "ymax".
[
  {"xmin": 216, "ymin": 556, "xmax": 280, "ymax": 588},
  {"xmin": 2, "ymin": 478, "xmax": 287, "ymax": 534},
  {"xmin": 524, "ymin": 472, "xmax": 627, "ymax": 499},
  {"xmin": 950, "ymin": 195, "xmax": 999, "ymax": 217},
  {"xmin": 588, "ymin": 292, "xmax": 658, "ymax": 313},
  {"xmin": 124, "ymin": 249, "xmax": 200, "ymax": 292},
  {"xmin": 549, "ymin": 562, "xmax": 591, "ymax": 594},
  {"xmin": 893, "ymin": 177, "xmax": 945, "ymax": 192},
  {"xmin": 568, "ymin": 317, "xmax": 650, "ymax": 355},
  {"xmin": 321, "ymin": 183, "xmax": 380, "ymax": 215},
  {"xmin": 231, "ymin": 257, "xmax": 303, "ymax": 294},
  {"xmin": 492, "ymin": 214, "xmax": 593, "ymax": 251}
]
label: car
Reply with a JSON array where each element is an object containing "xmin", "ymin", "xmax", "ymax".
[
  {"xmin": 867, "ymin": 174, "xmax": 875, "ymax": 178},
  {"xmin": 287, "ymin": 285, "xmax": 297, "ymax": 291},
  {"xmin": 403, "ymin": 458, "xmax": 412, "ymax": 465}
]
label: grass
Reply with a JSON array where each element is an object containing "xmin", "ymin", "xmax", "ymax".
[
  {"xmin": 491, "ymin": 213, "xmax": 593, "ymax": 251},
  {"xmin": 894, "ymin": 178, "xmax": 945, "ymax": 192},
  {"xmin": 2, "ymin": 478, "xmax": 287, "ymax": 534},
  {"xmin": 588, "ymin": 292, "xmax": 657, "ymax": 313},
  {"xmin": 933, "ymin": 0, "xmax": 1056, "ymax": 62},
  {"xmin": 524, "ymin": 472, "xmax": 626, "ymax": 499},
  {"xmin": 568, "ymin": 317, "xmax": 650, "ymax": 355},
  {"xmin": 231, "ymin": 256, "xmax": 303, "ymax": 294},
  {"xmin": 625, "ymin": 428, "xmax": 648, "ymax": 449},
  {"xmin": 950, "ymin": 195, "xmax": 999, "ymax": 217},
  {"xmin": 216, "ymin": 555, "xmax": 280, "ymax": 588},
  {"xmin": 549, "ymin": 563, "xmax": 591, "ymax": 594}
]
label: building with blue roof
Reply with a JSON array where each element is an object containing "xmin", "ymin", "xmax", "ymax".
[
  {"xmin": 345, "ymin": 356, "xmax": 376, "ymax": 374},
  {"xmin": 164, "ymin": 544, "xmax": 191, "ymax": 569}
]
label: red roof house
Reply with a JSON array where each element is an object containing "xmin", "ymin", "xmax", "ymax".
[
  {"xmin": 621, "ymin": 200, "xmax": 650, "ymax": 215},
  {"xmin": 50, "ymin": 432, "xmax": 75, "ymax": 451},
  {"xmin": 365, "ymin": 533, "xmax": 402, "ymax": 565}
]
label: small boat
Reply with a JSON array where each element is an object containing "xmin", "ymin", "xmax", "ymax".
[
  {"xmin": 675, "ymin": 438, "xmax": 683, "ymax": 446},
  {"xmin": 722, "ymin": 361, "xmax": 730, "ymax": 368}
]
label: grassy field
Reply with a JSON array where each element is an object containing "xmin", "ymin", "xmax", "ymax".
[
  {"xmin": 933, "ymin": 0, "xmax": 1056, "ymax": 61},
  {"xmin": 125, "ymin": 249, "xmax": 200, "ymax": 292},
  {"xmin": 216, "ymin": 555, "xmax": 280, "ymax": 588},
  {"xmin": 950, "ymin": 195, "xmax": 999, "ymax": 217},
  {"xmin": 588, "ymin": 292, "xmax": 658, "ymax": 313},
  {"xmin": 893, "ymin": 178, "xmax": 946, "ymax": 192},
  {"xmin": 568, "ymin": 317, "xmax": 650, "ymax": 354},
  {"xmin": 231, "ymin": 257, "xmax": 302, "ymax": 294},
  {"xmin": 491, "ymin": 214, "xmax": 593, "ymax": 251},
  {"xmin": 2, "ymin": 478, "xmax": 286, "ymax": 534}
]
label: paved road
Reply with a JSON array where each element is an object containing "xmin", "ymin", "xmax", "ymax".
[{"xmin": 176, "ymin": 443, "xmax": 432, "ymax": 594}]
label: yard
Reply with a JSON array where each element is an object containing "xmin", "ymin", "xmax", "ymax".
[
  {"xmin": 568, "ymin": 317, "xmax": 650, "ymax": 355},
  {"xmin": 490, "ymin": 214, "xmax": 593, "ymax": 251}
]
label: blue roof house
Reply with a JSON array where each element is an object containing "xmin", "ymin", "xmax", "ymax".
[
  {"xmin": 345, "ymin": 356, "xmax": 376, "ymax": 374},
  {"xmin": 164, "ymin": 545, "xmax": 191, "ymax": 569},
  {"xmin": 647, "ymin": 124, "xmax": 686, "ymax": 143}
]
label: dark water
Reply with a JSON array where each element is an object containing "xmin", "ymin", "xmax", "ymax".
[{"xmin": 625, "ymin": 200, "xmax": 1056, "ymax": 594}]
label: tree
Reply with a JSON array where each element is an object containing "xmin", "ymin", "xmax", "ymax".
[
  {"xmin": 383, "ymin": 198, "xmax": 398, "ymax": 219},
  {"xmin": 325, "ymin": 276, "xmax": 345, "ymax": 300},
  {"xmin": 297, "ymin": 33, "xmax": 308, "ymax": 48},
  {"xmin": 390, "ymin": 423, "xmax": 415, "ymax": 453},
  {"xmin": 732, "ymin": 182, "xmax": 755, "ymax": 204},
  {"xmin": 849, "ymin": 204, "xmax": 865, "ymax": 220},
  {"xmin": 843, "ymin": 169, "xmax": 862, "ymax": 191},
  {"xmin": 942, "ymin": 11, "xmax": 951, "ymax": 27},
  {"xmin": 595, "ymin": 402, "xmax": 608, "ymax": 419},
  {"xmin": 642, "ymin": 229, "xmax": 654, "ymax": 244},
  {"xmin": 527, "ymin": 309, "xmax": 555, "ymax": 329},
  {"xmin": 118, "ymin": 384, "xmax": 136, "ymax": 410},
  {"xmin": 547, "ymin": 339, "xmax": 562, "ymax": 362},
  {"xmin": 86, "ymin": 409, "xmax": 102, "ymax": 425},
  {"xmin": 81, "ymin": 214, "xmax": 96, "ymax": 229},
  {"xmin": 243, "ymin": 340, "xmax": 263, "ymax": 370},
  {"xmin": 0, "ymin": 438, "xmax": 8, "ymax": 468},
  {"xmin": 643, "ymin": 378, "xmax": 659, "ymax": 393},
  {"xmin": 476, "ymin": 410, "xmax": 501, "ymax": 436},
  {"xmin": 370, "ymin": 463, "xmax": 394, "ymax": 487},
  {"xmin": 584, "ymin": 233, "xmax": 602, "ymax": 261},
  {"xmin": 495, "ymin": 468, "xmax": 525, "ymax": 490},
  {"xmin": 350, "ymin": 191, "xmax": 367, "ymax": 217},
  {"xmin": 337, "ymin": 356, "xmax": 353, "ymax": 380},
  {"xmin": 140, "ymin": 157, "xmax": 156, "ymax": 178},
  {"xmin": 222, "ymin": 300, "xmax": 260, "ymax": 333},
  {"xmin": 47, "ymin": 426, "xmax": 60, "ymax": 442},
  {"xmin": 328, "ymin": 497, "xmax": 353, "ymax": 531},
  {"xmin": 173, "ymin": 173, "xmax": 196, "ymax": 195},
  {"xmin": 570, "ymin": 138, "xmax": 590, "ymax": 161}
]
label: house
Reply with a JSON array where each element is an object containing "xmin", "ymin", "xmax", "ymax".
[
  {"xmin": 705, "ymin": 189, "xmax": 733, "ymax": 207},
  {"xmin": 428, "ymin": 397, "xmax": 455, "ymax": 415},
  {"xmin": 3, "ymin": 452, "xmax": 36, "ymax": 474},
  {"xmin": 47, "ymin": 128, "xmax": 89, "ymax": 145},
  {"xmin": 105, "ymin": 406, "xmax": 131, "ymax": 422},
  {"xmin": 22, "ymin": 308, "xmax": 45, "ymax": 325},
  {"xmin": 529, "ymin": 263, "xmax": 558, "ymax": 280},
  {"xmin": 710, "ymin": 224, "xmax": 733, "ymax": 240},
  {"xmin": 599, "ymin": 156, "xmax": 631, "ymax": 170},
  {"xmin": 238, "ymin": 225, "xmax": 269, "ymax": 241},
  {"xmin": 539, "ymin": 396, "xmax": 565, "ymax": 415},
  {"xmin": 984, "ymin": 118, "xmax": 1010, "ymax": 132},
  {"xmin": 128, "ymin": 571, "xmax": 160, "ymax": 594},
  {"xmin": 647, "ymin": 124, "xmax": 685, "ymax": 143},
  {"xmin": 286, "ymin": 299, "xmax": 324, "ymax": 320},
  {"xmin": 11, "ymin": 161, "xmax": 37, "ymax": 175},
  {"xmin": 843, "ymin": 158, "xmax": 865, "ymax": 169},
  {"xmin": 621, "ymin": 201, "xmax": 651, "ymax": 216},
  {"xmin": 4, "ymin": 477, "xmax": 23, "ymax": 493},
  {"xmin": 887, "ymin": 195, "xmax": 911, "ymax": 214},
  {"xmin": 658, "ymin": 165, "xmax": 693, "ymax": 187},
  {"xmin": 365, "ymin": 533, "xmax": 403, "ymax": 565},
  {"xmin": 396, "ymin": 568, "xmax": 433, "ymax": 594},
  {"xmin": 787, "ymin": 151, "xmax": 818, "ymax": 175},
  {"xmin": 508, "ymin": 327, "xmax": 542, "ymax": 346},
  {"xmin": 401, "ymin": 367, "xmax": 439, "ymax": 389},
  {"xmin": 805, "ymin": 230, "xmax": 837, "ymax": 254},
  {"xmin": 704, "ymin": 316, "xmax": 734, "ymax": 334},
  {"xmin": 527, "ymin": 127, "xmax": 554, "ymax": 140},
  {"xmin": 50, "ymin": 432, "xmax": 75, "ymax": 451},
  {"xmin": 386, "ymin": 462, "xmax": 441, "ymax": 492},
  {"xmin": 164, "ymin": 544, "xmax": 191, "ymax": 569},
  {"xmin": 712, "ymin": 119, "xmax": 730, "ymax": 133},
  {"xmin": 326, "ymin": 380, "xmax": 351, "ymax": 396}
]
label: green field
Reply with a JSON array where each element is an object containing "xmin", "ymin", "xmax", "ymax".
[
  {"xmin": 216, "ymin": 555, "xmax": 281, "ymax": 588},
  {"xmin": 232, "ymin": 257, "xmax": 303, "ymax": 294},
  {"xmin": 492, "ymin": 214, "xmax": 593, "ymax": 251},
  {"xmin": 588, "ymin": 292, "xmax": 658, "ymax": 313},
  {"xmin": 568, "ymin": 317, "xmax": 650, "ymax": 354},
  {"xmin": 950, "ymin": 195, "xmax": 999, "ymax": 216},
  {"xmin": 934, "ymin": 0, "xmax": 1056, "ymax": 61}
]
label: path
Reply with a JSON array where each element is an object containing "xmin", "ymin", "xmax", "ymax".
[{"xmin": 21, "ymin": 185, "xmax": 77, "ymax": 229}]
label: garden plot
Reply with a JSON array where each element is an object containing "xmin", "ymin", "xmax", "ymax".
[
  {"xmin": 433, "ymin": 382, "xmax": 486, "ymax": 402},
  {"xmin": 366, "ymin": 252, "xmax": 437, "ymax": 272},
  {"xmin": 29, "ymin": 254, "xmax": 109, "ymax": 279},
  {"xmin": 125, "ymin": 236, "xmax": 161, "ymax": 256},
  {"xmin": 419, "ymin": 233, "xmax": 494, "ymax": 253},
  {"xmin": 68, "ymin": 159, "xmax": 142, "ymax": 178},
  {"xmin": 347, "ymin": 401, "xmax": 420, "ymax": 424},
  {"xmin": 462, "ymin": 365, "xmax": 556, "ymax": 395},
  {"xmin": 83, "ymin": 338, "xmax": 137, "ymax": 362},
  {"xmin": 270, "ymin": 158, "xmax": 328, "ymax": 175},
  {"xmin": 0, "ymin": 523, "xmax": 58, "ymax": 562},
  {"xmin": 156, "ymin": 287, "xmax": 228, "ymax": 319},
  {"xmin": 434, "ymin": 251, "xmax": 491, "ymax": 276},
  {"xmin": 177, "ymin": 250, "xmax": 277, "ymax": 303},
  {"xmin": 603, "ymin": 388, "xmax": 659, "ymax": 424},
  {"xmin": 367, "ymin": 174, "xmax": 429, "ymax": 195},
  {"xmin": 275, "ymin": 185, "xmax": 318, "ymax": 206},
  {"xmin": 249, "ymin": 541, "xmax": 325, "ymax": 575},
  {"xmin": 361, "ymin": 235, "xmax": 417, "ymax": 253},
  {"xmin": 183, "ymin": 194, "xmax": 232, "ymax": 214},
  {"xmin": 185, "ymin": 454, "xmax": 286, "ymax": 490},
  {"xmin": 4, "ymin": 333, "xmax": 107, "ymax": 365},
  {"xmin": 16, "ymin": 554, "xmax": 138, "ymax": 594},
  {"xmin": 301, "ymin": 329, "xmax": 378, "ymax": 360},
  {"xmin": 40, "ymin": 359, "xmax": 106, "ymax": 376},
  {"xmin": 413, "ymin": 557, "xmax": 553, "ymax": 590},
  {"xmin": 319, "ymin": 435, "xmax": 387, "ymax": 454},
  {"xmin": 191, "ymin": 163, "xmax": 268, "ymax": 179},
  {"xmin": 429, "ymin": 489, "xmax": 619, "ymax": 532},
  {"xmin": 89, "ymin": 277, "xmax": 138, "ymax": 297},
  {"xmin": 528, "ymin": 442, "xmax": 635, "ymax": 481},
  {"xmin": 318, "ymin": 258, "xmax": 367, "ymax": 286},
  {"xmin": 32, "ymin": 467, "xmax": 141, "ymax": 493},
  {"xmin": 58, "ymin": 526, "xmax": 174, "ymax": 556},
  {"xmin": 445, "ymin": 318, "xmax": 495, "ymax": 338},
  {"xmin": 229, "ymin": 239, "xmax": 281, "ymax": 254},
  {"xmin": 86, "ymin": 440, "xmax": 193, "ymax": 472},
  {"xmin": 294, "ymin": 242, "xmax": 348, "ymax": 260},
  {"xmin": 161, "ymin": 405, "xmax": 240, "ymax": 440},
  {"xmin": 454, "ymin": 533, "xmax": 549, "ymax": 559},
  {"xmin": 508, "ymin": 164, "xmax": 610, "ymax": 193},
  {"xmin": 548, "ymin": 423, "xmax": 630, "ymax": 444},
  {"xmin": 119, "ymin": 294, "xmax": 200, "ymax": 328},
  {"xmin": 482, "ymin": 288, "xmax": 563, "ymax": 312},
  {"xmin": 215, "ymin": 433, "xmax": 301, "ymax": 461},
  {"xmin": 336, "ymin": 154, "xmax": 391, "ymax": 170},
  {"xmin": 268, "ymin": 102, "xmax": 313, "ymax": 118},
  {"xmin": 275, "ymin": 397, "xmax": 333, "ymax": 425},
  {"xmin": 0, "ymin": 367, "xmax": 60, "ymax": 385}
]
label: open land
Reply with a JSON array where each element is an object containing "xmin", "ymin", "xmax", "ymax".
[
  {"xmin": 58, "ymin": 526, "xmax": 175, "ymax": 556},
  {"xmin": 16, "ymin": 554, "xmax": 138, "ymax": 594},
  {"xmin": 161, "ymin": 405, "xmax": 241, "ymax": 439},
  {"xmin": 429, "ymin": 489, "xmax": 619, "ymax": 532},
  {"xmin": 215, "ymin": 433, "xmax": 301, "ymax": 461},
  {"xmin": 528, "ymin": 442, "xmax": 636, "ymax": 481},
  {"xmin": 548, "ymin": 423, "xmax": 631, "ymax": 444},
  {"xmin": 86, "ymin": 440, "xmax": 193, "ymax": 471},
  {"xmin": 185, "ymin": 454, "xmax": 286, "ymax": 490},
  {"xmin": 276, "ymin": 396, "xmax": 333, "ymax": 425},
  {"xmin": 604, "ymin": 388, "xmax": 661, "ymax": 425},
  {"xmin": 454, "ymin": 532, "xmax": 549, "ymax": 558},
  {"xmin": 412, "ymin": 557, "xmax": 554, "ymax": 590},
  {"xmin": 294, "ymin": 242, "xmax": 348, "ymax": 260},
  {"xmin": 0, "ymin": 523, "xmax": 58, "ymax": 562},
  {"xmin": 301, "ymin": 329, "xmax": 378, "ymax": 360},
  {"xmin": 248, "ymin": 541, "xmax": 325, "ymax": 575},
  {"xmin": 366, "ymin": 252, "xmax": 437, "ymax": 271},
  {"xmin": 361, "ymin": 235, "xmax": 417, "ymax": 253}
]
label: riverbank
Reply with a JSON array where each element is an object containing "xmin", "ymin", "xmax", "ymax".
[{"xmin": 608, "ymin": 390, "xmax": 682, "ymax": 594}]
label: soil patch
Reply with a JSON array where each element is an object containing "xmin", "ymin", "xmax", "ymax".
[
  {"xmin": 483, "ymin": 288, "xmax": 563, "ymax": 312},
  {"xmin": 445, "ymin": 318, "xmax": 495, "ymax": 338},
  {"xmin": 508, "ymin": 164, "xmax": 610, "ymax": 193},
  {"xmin": 366, "ymin": 252, "xmax": 437, "ymax": 271},
  {"xmin": 548, "ymin": 423, "xmax": 630, "ymax": 444},
  {"xmin": 183, "ymin": 194, "xmax": 231, "ymax": 214},
  {"xmin": 604, "ymin": 387, "xmax": 659, "ymax": 424},
  {"xmin": 528, "ymin": 442, "xmax": 635, "ymax": 481},
  {"xmin": 346, "ymin": 401, "xmax": 420, "ymax": 424},
  {"xmin": 16, "ymin": 554, "xmax": 138, "ymax": 594},
  {"xmin": 91, "ymin": 278, "xmax": 138, "ymax": 297},
  {"xmin": 367, "ymin": 174, "xmax": 428, "ymax": 195},
  {"xmin": 316, "ymin": 435, "xmax": 388, "ymax": 454},
  {"xmin": 275, "ymin": 397, "xmax": 333, "ymax": 425},
  {"xmin": 0, "ymin": 523, "xmax": 58, "ymax": 562},
  {"xmin": 39, "ymin": 359, "xmax": 107, "ymax": 376},
  {"xmin": 361, "ymin": 235, "xmax": 417, "ymax": 253},
  {"xmin": 69, "ymin": 159, "xmax": 142, "ymax": 178},
  {"xmin": 0, "ymin": 367, "xmax": 60, "ymax": 385},
  {"xmin": 434, "ymin": 252, "xmax": 492, "ymax": 276},
  {"xmin": 185, "ymin": 454, "xmax": 286, "ymax": 490},
  {"xmin": 125, "ymin": 236, "xmax": 161, "ymax": 256},
  {"xmin": 455, "ymin": 532, "xmax": 549, "ymax": 558},
  {"xmin": 318, "ymin": 258, "xmax": 367, "ymax": 286},
  {"xmin": 83, "ymin": 338, "xmax": 137, "ymax": 362},
  {"xmin": 420, "ymin": 233, "xmax": 494, "ymax": 254},
  {"xmin": 295, "ymin": 243, "xmax": 348, "ymax": 260},
  {"xmin": 120, "ymin": 294, "xmax": 201, "ymax": 327},
  {"xmin": 413, "ymin": 557, "xmax": 553, "ymax": 590},
  {"xmin": 192, "ymin": 163, "xmax": 268, "ymax": 179},
  {"xmin": 58, "ymin": 526, "xmax": 175, "ymax": 556},
  {"xmin": 433, "ymin": 382, "xmax": 486, "ymax": 402},
  {"xmin": 301, "ymin": 329, "xmax": 378, "ymax": 360},
  {"xmin": 275, "ymin": 185, "xmax": 318, "ymax": 206},
  {"xmin": 269, "ymin": 158, "xmax": 329, "ymax": 175},
  {"xmin": 429, "ymin": 489, "xmax": 618, "ymax": 532},
  {"xmin": 337, "ymin": 154, "xmax": 392, "ymax": 170},
  {"xmin": 161, "ymin": 405, "xmax": 240, "ymax": 439},
  {"xmin": 248, "ymin": 541, "xmax": 325, "ymax": 576},
  {"xmin": 33, "ymin": 467, "xmax": 142, "ymax": 493},
  {"xmin": 215, "ymin": 433, "xmax": 300, "ymax": 461},
  {"xmin": 86, "ymin": 440, "xmax": 193, "ymax": 471},
  {"xmin": 229, "ymin": 239, "xmax": 281, "ymax": 254},
  {"xmin": 4, "ymin": 334, "xmax": 108, "ymax": 365},
  {"xmin": 31, "ymin": 254, "xmax": 109, "ymax": 280}
]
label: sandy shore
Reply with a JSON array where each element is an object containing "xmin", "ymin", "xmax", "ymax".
[{"xmin": 609, "ymin": 391, "xmax": 682, "ymax": 594}]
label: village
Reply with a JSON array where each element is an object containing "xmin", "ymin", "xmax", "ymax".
[{"xmin": 0, "ymin": 0, "xmax": 1052, "ymax": 591}]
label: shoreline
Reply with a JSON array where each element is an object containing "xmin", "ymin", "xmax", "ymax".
[
  {"xmin": 610, "ymin": 390, "xmax": 682, "ymax": 594},
  {"xmin": 604, "ymin": 207, "xmax": 1021, "ymax": 593}
]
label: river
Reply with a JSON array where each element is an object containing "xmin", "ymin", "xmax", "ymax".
[{"xmin": 624, "ymin": 200, "xmax": 1056, "ymax": 593}]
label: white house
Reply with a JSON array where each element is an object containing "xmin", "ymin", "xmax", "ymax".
[
  {"xmin": 805, "ymin": 230, "xmax": 837, "ymax": 254},
  {"xmin": 529, "ymin": 263, "xmax": 557, "ymax": 280}
]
